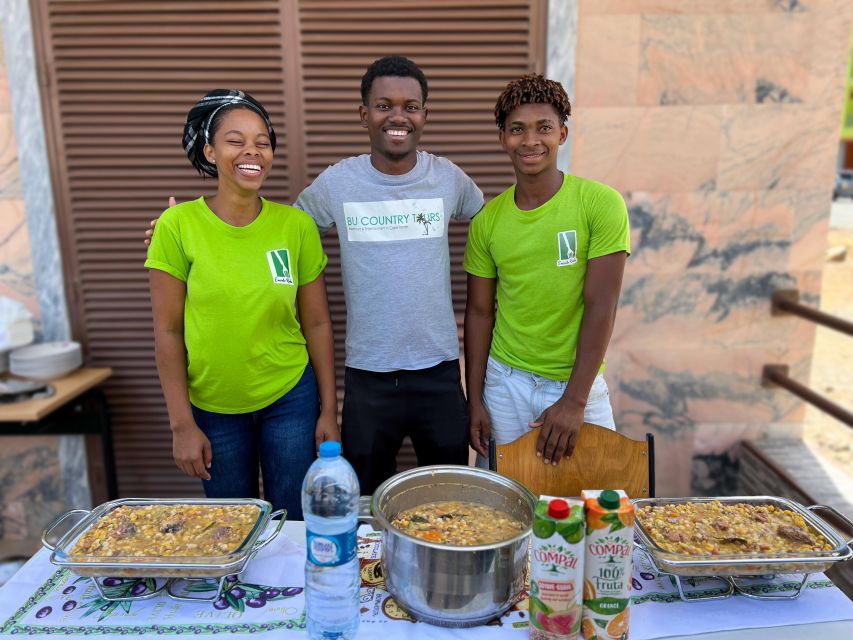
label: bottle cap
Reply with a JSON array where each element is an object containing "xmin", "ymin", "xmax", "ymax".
[
  {"xmin": 319, "ymin": 441, "xmax": 341, "ymax": 458},
  {"xmin": 598, "ymin": 490, "xmax": 621, "ymax": 510},
  {"xmin": 547, "ymin": 499, "xmax": 570, "ymax": 520}
]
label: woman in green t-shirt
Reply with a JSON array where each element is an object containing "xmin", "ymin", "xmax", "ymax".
[{"xmin": 145, "ymin": 90, "xmax": 339, "ymax": 519}]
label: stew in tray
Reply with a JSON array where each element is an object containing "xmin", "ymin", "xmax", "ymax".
[{"xmin": 636, "ymin": 501, "xmax": 833, "ymax": 556}]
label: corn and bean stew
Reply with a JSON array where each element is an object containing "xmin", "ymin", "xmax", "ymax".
[
  {"xmin": 390, "ymin": 501, "xmax": 525, "ymax": 545},
  {"xmin": 636, "ymin": 501, "xmax": 833, "ymax": 556},
  {"xmin": 70, "ymin": 504, "xmax": 260, "ymax": 558}
]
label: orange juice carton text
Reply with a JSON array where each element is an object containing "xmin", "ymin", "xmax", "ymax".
[
  {"xmin": 529, "ymin": 496, "xmax": 585, "ymax": 639},
  {"xmin": 580, "ymin": 489, "xmax": 634, "ymax": 640}
]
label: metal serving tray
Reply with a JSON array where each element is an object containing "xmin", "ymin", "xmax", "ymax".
[
  {"xmin": 42, "ymin": 498, "xmax": 285, "ymax": 581},
  {"xmin": 633, "ymin": 496, "xmax": 853, "ymax": 579}
]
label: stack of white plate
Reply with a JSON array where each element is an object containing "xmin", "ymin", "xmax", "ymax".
[
  {"xmin": 0, "ymin": 295, "xmax": 35, "ymax": 352},
  {"xmin": 9, "ymin": 342, "xmax": 83, "ymax": 380}
]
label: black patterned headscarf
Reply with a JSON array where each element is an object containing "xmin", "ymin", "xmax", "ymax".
[{"xmin": 182, "ymin": 89, "xmax": 277, "ymax": 178}]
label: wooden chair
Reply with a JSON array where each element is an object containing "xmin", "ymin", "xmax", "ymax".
[{"xmin": 488, "ymin": 423, "xmax": 655, "ymax": 499}]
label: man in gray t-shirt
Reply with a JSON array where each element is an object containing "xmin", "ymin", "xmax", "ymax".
[
  {"xmin": 294, "ymin": 56, "xmax": 484, "ymax": 493},
  {"xmin": 295, "ymin": 151, "xmax": 482, "ymax": 371}
]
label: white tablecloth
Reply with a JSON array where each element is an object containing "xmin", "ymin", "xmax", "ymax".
[{"xmin": 0, "ymin": 521, "xmax": 850, "ymax": 639}]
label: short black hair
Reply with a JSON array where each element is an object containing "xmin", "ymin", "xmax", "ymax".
[
  {"xmin": 494, "ymin": 74, "xmax": 571, "ymax": 131},
  {"xmin": 360, "ymin": 55, "xmax": 428, "ymax": 105}
]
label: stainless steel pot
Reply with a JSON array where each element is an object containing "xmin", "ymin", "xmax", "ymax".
[{"xmin": 360, "ymin": 465, "xmax": 535, "ymax": 628}]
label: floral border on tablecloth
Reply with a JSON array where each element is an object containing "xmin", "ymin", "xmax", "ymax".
[{"xmin": 0, "ymin": 569, "xmax": 305, "ymax": 636}]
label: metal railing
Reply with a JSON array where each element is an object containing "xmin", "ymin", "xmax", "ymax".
[
  {"xmin": 771, "ymin": 289, "xmax": 853, "ymax": 337},
  {"xmin": 763, "ymin": 289, "xmax": 853, "ymax": 429}
]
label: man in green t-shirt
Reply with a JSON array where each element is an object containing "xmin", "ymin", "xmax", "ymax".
[{"xmin": 464, "ymin": 74, "xmax": 631, "ymax": 466}]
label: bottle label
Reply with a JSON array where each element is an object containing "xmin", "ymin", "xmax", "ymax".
[{"xmin": 306, "ymin": 526, "xmax": 357, "ymax": 567}]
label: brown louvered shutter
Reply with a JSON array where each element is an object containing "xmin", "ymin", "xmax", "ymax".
[
  {"xmin": 31, "ymin": 0, "xmax": 299, "ymax": 497},
  {"xmin": 298, "ymin": 0, "xmax": 546, "ymax": 469},
  {"xmin": 32, "ymin": 0, "xmax": 545, "ymax": 496}
]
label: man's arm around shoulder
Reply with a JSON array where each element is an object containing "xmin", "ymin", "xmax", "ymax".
[{"xmin": 293, "ymin": 173, "xmax": 336, "ymax": 235}]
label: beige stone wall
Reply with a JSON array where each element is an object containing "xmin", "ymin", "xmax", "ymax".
[{"xmin": 573, "ymin": 0, "xmax": 853, "ymax": 495}]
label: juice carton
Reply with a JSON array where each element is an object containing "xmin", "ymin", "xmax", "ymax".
[
  {"xmin": 580, "ymin": 489, "xmax": 634, "ymax": 640},
  {"xmin": 529, "ymin": 496, "xmax": 585, "ymax": 639}
]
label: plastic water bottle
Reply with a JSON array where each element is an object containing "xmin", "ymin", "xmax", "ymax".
[{"xmin": 302, "ymin": 441, "xmax": 360, "ymax": 640}]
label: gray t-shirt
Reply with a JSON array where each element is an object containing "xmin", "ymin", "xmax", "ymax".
[{"xmin": 294, "ymin": 151, "xmax": 484, "ymax": 372}]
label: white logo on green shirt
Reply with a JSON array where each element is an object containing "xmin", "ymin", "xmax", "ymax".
[
  {"xmin": 557, "ymin": 230, "xmax": 578, "ymax": 266},
  {"xmin": 267, "ymin": 249, "xmax": 294, "ymax": 285}
]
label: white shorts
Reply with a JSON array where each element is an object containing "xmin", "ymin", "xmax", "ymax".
[{"xmin": 477, "ymin": 356, "xmax": 615, "ymax": 467}]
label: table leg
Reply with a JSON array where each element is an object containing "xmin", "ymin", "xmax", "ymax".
[{"xmin": 92, "ymin": 388, "xmax": 119, "ymax": 500}]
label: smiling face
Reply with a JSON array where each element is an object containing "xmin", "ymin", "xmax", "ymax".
[
  {"xmin": 203, "ymin": 107, "xmax": 273, "ymax": 194},
  {"xmin": 498, "ymin": 102, "xmax": 567, "ymax": 179},
  {"xmin": 359, "ymin": 75, "xmax": 427, "ymax": 172}
]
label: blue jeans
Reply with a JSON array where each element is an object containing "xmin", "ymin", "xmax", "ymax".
[{"xmin": 191, "ymin": 365, "xmax": 319, "ymax": 520}]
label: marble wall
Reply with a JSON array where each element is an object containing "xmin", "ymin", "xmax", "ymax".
[
  {"xmin": 0, "ymin": 26, "xmax": 61, "ymax": 547},
  {"xmin": 571, "ymin": 0, "xmax": 853, "ymax": 495},
  {"xmin": 0, "ymin": 29, "xmax": 36, "ymax": 316},
  {"xmin": 548, "ymin": 0, "xmax": 579, "ymax": 173},
  {"xmin": 0, "ymin": 0, "xmax": 87, "ymax": 548},
  {"xmin": 1, "ymin": 0, "xmax": 69, "ymax": 342}
]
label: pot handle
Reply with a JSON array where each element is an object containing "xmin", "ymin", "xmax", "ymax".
[
  {"xmin": 633, "ymin": 535, "xmax": 651, "ymax": 558},
  {"xmin": 41, "ymin": 509, "xmax": 90, "ymax": 552},
  {"xmin": 632, "ymin": 536, "xmax": 663, "ymax": 575},
  {"xmin": 252, "ymin": 509, "xmax": 287, "ymax": 552},
  {"xmin": 808, "ymin": 504, "xmax": 853, "ymax": 548},
  {"xmin": 358, "ymin": 495, "xmax": 378, "ymax": 529}
]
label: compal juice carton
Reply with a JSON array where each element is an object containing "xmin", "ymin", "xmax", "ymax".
[
  {"xmin": 580, "ymin": 489, "xmax": 634, "ymax": 640},
  {"xmin": 529, "ymin": 496, "xmax": 585, "ymax": 639}
]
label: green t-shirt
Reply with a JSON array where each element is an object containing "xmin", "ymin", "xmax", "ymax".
[
  {"xmin": 464, "ymin": 174, "xmax": 630, "ymax": 381},
  {"xmin": 145, "ymin": 197, "xmax": 327, "ymax": 413}
]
